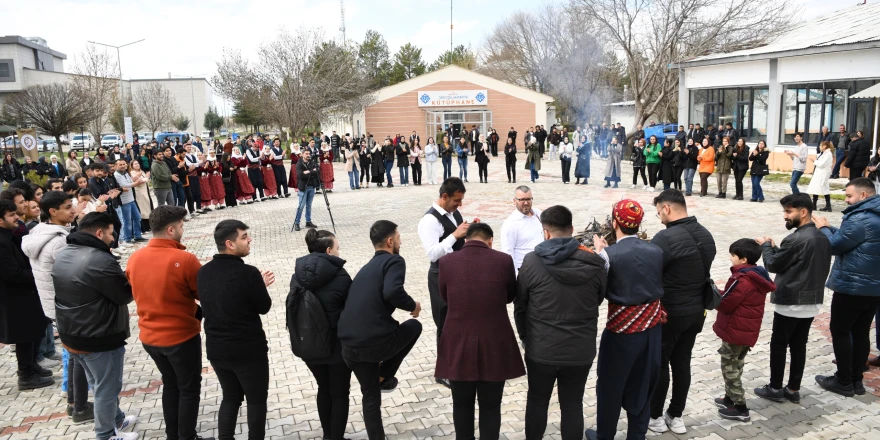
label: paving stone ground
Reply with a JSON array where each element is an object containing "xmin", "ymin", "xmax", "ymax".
[{"xmin": 2, "ymin": 155, "xmax": 879, "ymax": 440}]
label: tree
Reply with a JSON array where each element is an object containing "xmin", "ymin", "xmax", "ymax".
[
  {"xmin": 2, "ymin": 83, "xmax": 90, "ymax": 156},
  {"xmin": 232, "ymin": 101, "xmax": 266, "ymax": 133},
  {"xmin": 571, "ymin": 0, "xmax": 796, "ymax": 128},
  {"xmin": 133, "ymin": 82, "xmax": 178, "ymax": 135},
  {"xmin": 108, "ymin": 98, "xmax": 143, "ymax": 134},
  {"xmin": 171, "ymin": 115, "xmax": 191, "ymax": 131},
  {"xmin": 389, "ymin": 43, "xmax": 427, "ymax": 84},
  {"xmin": 203, "ymin": 106, "xmax": 224, "ymax": 133},
  {"xmin": 357, "ymin": 30, "xmax": 392, "ymax": 89},
  {"xmin": 71, "ymin": 44, "xmax": 119, "ymax": 138},
  {"xmin": 428, "ymin": 45, "xmax": 477, "ymax": 71}
]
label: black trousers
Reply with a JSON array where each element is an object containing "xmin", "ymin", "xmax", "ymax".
[
  {"xmin": 67, "ymin": 355, "xmax": 89, "ymax": 411},
  {"xmin": 143, "ymin": 335, "xmax": 203, "ymax": 440},
  {"xmin": 412, "ymin": 162, "xmax": 422, "ymax": 185},
  {"xmin": 223, "ymin": 180, "xmax": 237, "ymax": 207},
  {"xmin": 650, "ymin": 312, "xmax": 705, "ymax": 419},
  {"xmin": 633, "ymin": 167, "xmax": 647, "ymax": 185},
  {"xmin": 211, "ymin": 354, "xmax": 269, "ymax": 440},
  {"xmin": 478, "ymin": 162, "xmax": 488, "ymax": 182},
  {"xmin": 184, "ymin": 179, "xmax": 201, "ymax": 214},
  {"xmin": 247, "ymin": 167, "xmax": 265, "ymax": 199},
  {"xmin": 647, "ymin": 163, "xmax": 660, "ymax": 187},
  {"xmin": 849, "ymin": 167, "xmax": 866, "ymax": 181},
  {"xmin": 673, "ymin": 167, "xmax": 684, "ymax": 190},
  {"xmin": 273, "ymin": 164, "xmax": 289, "ymax": 195},
  {"xmin": 343, "ymin": 320, "xmax": 422, "ymax": 440},
  {"xmin": 769, "ymin": 312, "xmax": 813, "ymax": 390},
  {"xmin": 733, "ymin": 168, "xmax": 747, "ymax": 198},
  {"xmin": 596, "ymin": 326, "xmax": 661, "ymax": 440},
  {"xmin": 427, "ymin": 267, "xmax": 447, "ymax": 350},
  {"xmin": 561, "ymin": 157, "xmax": 571, "ymax": 183},
  {"xmin": 15, "ymin": 339, "xmax": 38, "ymax": 372},
  {"xmin": 506, "ymin": 161, "xmax": 517, "ymax": 182},
  {"xmin": 524, "ymin": 357, "xmax": 591, "ymax": 440},
  {"xmin": 451, "ymin": 380, "xmax": 505, "ymax": 440},
  {"xmin": 305, "ymin": 362, "xmax": 352, "ymax": 440},
  {"xmin": 831, "ymin": 293, "xmax": 880, "ymax": 386}
]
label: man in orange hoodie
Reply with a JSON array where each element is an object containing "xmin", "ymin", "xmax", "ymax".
[{"xmin": 126, "ymin": 205, "xmax": 214, "ymax": 440}]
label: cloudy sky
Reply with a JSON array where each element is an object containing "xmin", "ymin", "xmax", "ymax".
[{"xmin": 4, "ymin": 0, "xmax": 840, "ymax": 112}]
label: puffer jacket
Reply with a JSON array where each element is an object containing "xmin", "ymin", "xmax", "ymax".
[
  {"xmin": 846, "ymin": 138, "xmax": 872, "ymax": 170},
  {"xmin": 762, "ymin": 223, "xmax": 831, "ymax": 305},
  {"xmin": 21, "ymin": 223, "xmax": 71, "ymax": 319},
  {"xmin": 821, "ymin": 195, "xmax": 880, "ymax": 296},
  {"xmin": 713, "ymin": 265, "xmax": 776, "ymax": 347},
  {"xmin": 715, "ymin": 144, "xmax": 733, "ymax": 173},
  {"xmin": 291, "ymin": 252, "xmax": 352, "ymax": 364},
  {"xmin": 514, "ymin": 238, "xmax": 607, "ymax": 366},
  {"xmin": 651, "ymin": 217, "xmax": 716, "ymax": 316},
  {"xmin": 52, "ymin": 232, "xmax": 132, "ymax": 353}
]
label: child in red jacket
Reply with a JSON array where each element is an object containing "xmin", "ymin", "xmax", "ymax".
[{"xmin": 714, "ymin": 239, "xmax": 776, "ymax": 422}]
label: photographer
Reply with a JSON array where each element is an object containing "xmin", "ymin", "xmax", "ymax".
[{"xmin": 293, "ymin": 148, "xmax": 320, "ymax": 232}]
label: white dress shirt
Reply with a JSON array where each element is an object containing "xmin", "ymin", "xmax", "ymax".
[
  {"xmin": 417, "ymin": 202, "xmax": 461, "ymax": 265},
  {"xmin": 500, "ymin": 207, "xmax": 543, "ymax": 272}
]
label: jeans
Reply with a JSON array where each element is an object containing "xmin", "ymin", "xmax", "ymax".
[
  {"xmin": 295, "ymin": 187, "xmax": 316, "ymax": 225},
  {"xmin": 442, "ymin": 156, "xmax": 452, "ymax": 180},
  {"xmin": 36, "ymin": 321, "xmax": 57, "ymax": 361},
  {"xmin": 171, "ymin": 180, "xmax": 185, "ymax": 207},
  {"xmin": 305, "ymin": 362, "xmax": 352, "ymax": 440},
  {"xmin": 831, "ymin": 148, "xmax": 846, "ymax": 177},
  {"xmin": 651, "ymin": 312, "xmax": 705, "ymax": 419},
  {"xmin": 212, "ymin": 354, "xmax": 269, "ymax": 440},
  {"xmin": 451, "ymin": 380, "xmax": 504, "ymax": 440},
  {"xmin": 348, "ymin": 168, "xmax": 360, "ymax": 189},
  {"xmin": 343, "ymin": 320, "xmax": 422, "ymax": 440},
  {"xmin": 751, "ymin": 174, "xmax": 765, "ymax": 201},
  {"xmin": 143, "ymin": 335, "xmax": 203, "ymax": 440},
  {"xmin": 830, "ymin": 293, "xmax": 880, "ymax": 386},
  {"xmin": 71, "ymin": 347, "xmax": 127, "ymax": 440},
  {"xmin": 155, "ymin": 188, "xmax": 174, "ymax": 206},
  {"xmin": 398, "ymin": 166, "xmax": 409, "ymax": 185},
  {"xmin": 790, "ymin": 170, "xmax": 804, "ymax": 194},
  {"xmin": 684, "ymin": 168, "xmax": 696, "ymax": 194},
  {"xmin": 383, "ymin": 159, "xmax": 394, "ymax": 184},
  {"xmin": 530, "ymin": 162, "xmax": 539, "ymax": 182},
  {"xmin": 633, "ymin": 167, "xmax": 647, "ymax": 186},
  {"xmin": 119, "ymin": 202, "xmax": 143, "ymax": 242},
  {"xmin": 66, "ymin": 352, "xmax": 89, "ymax": 412},
  {"xmin": 524, "ymin": 357, "xmax": 590, "ymax": 440},
  {"xmin": 769, "ymin": 312, "xmax": 813, "ymax": 390},
  {"xmin": 458, "ymin": 157, "xmax": 468, "ymax": 180}
]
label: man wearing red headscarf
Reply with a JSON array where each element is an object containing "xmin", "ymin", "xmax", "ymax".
[{"xmin": 586, "ymin": 199, "xmax": 666, "ymax": 440}]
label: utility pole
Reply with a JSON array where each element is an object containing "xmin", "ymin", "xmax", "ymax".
[
  {"xmin": 450, "ymin": 0, "xmax": 453, "ymax": 53},
  {"xmin": 88, "ymin": 39, "xmax": 145, "ymax": 120},
  {"xmin": 340, "ymin": 0, "xmax": 347, "ymax": 43}
]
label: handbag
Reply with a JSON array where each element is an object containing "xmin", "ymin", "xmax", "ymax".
[{"xmin": 683, "ymin": 228, "xmax": 721, "ymax": 310}]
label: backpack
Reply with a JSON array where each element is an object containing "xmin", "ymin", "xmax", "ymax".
[{"xmin": 285, "ymin": 281, "xmax": 333, "ymax": 360}]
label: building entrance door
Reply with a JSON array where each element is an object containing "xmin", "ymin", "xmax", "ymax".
[{"xmin": 426, "ymin": 109, "xmax": 493, "ymax": 144}]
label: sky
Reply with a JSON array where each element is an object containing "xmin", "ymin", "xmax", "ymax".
[{"xmin": 4, "ymin": 0, "xmax": 841, "ymax": 114}]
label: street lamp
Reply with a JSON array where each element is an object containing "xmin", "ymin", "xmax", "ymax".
[
  {"xmin": 172, "ymin": 74, "xmax": 208, "ymax": 135},
  {"xmin": 88, "ymin": 39, "xmax": 145, "ymax": 123}
]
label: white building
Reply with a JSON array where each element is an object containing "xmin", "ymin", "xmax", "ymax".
[
  {"xmin": 670, "ymin": 2, "xmax": 880, "ymax": 172},
  {"xmin": 606, "ymin": 101, "xmax": 660, "ymax": 132},
  {"xmin": 0, "ymin": 35, "xmax": 214, "ymax": 136}
]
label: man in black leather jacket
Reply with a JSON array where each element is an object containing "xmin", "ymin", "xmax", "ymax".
[{"xmin": 52, "ymin": 212, "xmax": 138, "ymax": 440}]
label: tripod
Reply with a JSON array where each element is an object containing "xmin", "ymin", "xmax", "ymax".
[{"xmin": 290, "ymin": 174, "xmax": 337, "ymax": 234}]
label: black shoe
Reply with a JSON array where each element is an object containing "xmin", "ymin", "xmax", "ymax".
[
  {"xmin": 854, "ymin": 381, "xmax": 866, "ymax": 396},
  {"xmin": 134, "ymin": 238, "xmax": 149, "ymax": 243},
  {"xmin": 435, "ymin": 377, "xmax": 451, "ymax": 389},
  {"xmin": 306, "ymin": 222, "xmax": 318, "ymax": 229},
  {"xmin": 66, "ymin": 405, "xmax": 73, "ymax": 417},
  {"xmin": 31, "ymin": 364, "xmax": 53, "ymax": 377},
  {"xmin": 750, "ymin": 199, "xmax": 757, "ymax": 202},
  {"xmin": 17, "ymin": 373, "xmax": 54, "ymax": 390},
  {"xmin": 820, "ymin": 206, "xmax": 832, "ymax": 212},
  {"xmin": 195, "ymin": 437, "xmax": 215, "ymax": 440},
  {"xmin": 584, "ymin": 428, "xmax": 599, "ymax": 440},
  {"xmin": 714, "ymin": 395, "xmax": 734, "ymax": 409},
  {"xmin": 293, "ymin": 224, "xmax": 301, "ymax": 232},
  {"xmin": 387, "ymin": 184, "xmax": 394, "ymax": 188},
  {"xmin": 719, "ymin": 405, "xmax": 750, "ymax": 422},
  {"xmin": 816, "ymin": 374, "xmax": 854, "ymax": 397},
  {"xmin": 380, "ymin": 377, "xmax": 398, "ymax": 392},
  {"xmin": 112, "ymin": 254, "xmax": 122, "ymax": 261},
  {"xmin": 71, "ymin": 404, "xmax": 95, "ymax": 424},
  {"xmin": 784, "ymin": 387, "xmax": 801, "ymax": 404},
  {"xmin": 754, "ymin": 384, "xmax": 785, "ymax": 402},
  {"xmin": 830, "ymin": 175, "xmax": 840, "ymax": 179},
  {"xmin": 715, "ymin": 193, "xmax": 726, "ymax": 198}
]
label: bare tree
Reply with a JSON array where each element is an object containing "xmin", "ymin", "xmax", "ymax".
[
  {"xmin": 571, "ymin": 0, "xmax": 797, "ymax": 128},
  {"xmin": 71, "ymin": 44, "xmax": 119, "ymax": 138},
  {"xmin": 133, "ymin": 82, "xmax": 178, "ymax": 135},
  {"xmin": 2, "ymin": 83, "xmax": 90, "ymax": 156}
]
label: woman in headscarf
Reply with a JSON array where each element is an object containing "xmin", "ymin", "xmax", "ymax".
[
  {"xmin": 575, "ymin": 134, "xmax": 591, "ymax": 185},
  {"xmin": 260, "ymin": 146, "xmax": 279, "ymax": 199},
  {"xmin": 231, "ymin": 147, "xmax": 255, "ymax": 204},
  {"xmin": 359, "ymin": 139, "xmax": 372, "ymax": 188},
  {"xmin": 603, "ymin": 136, "xmax": 622, "ymax": 188},
  {"xmin": 199, "ymin": 152, "xmax": 217, "ymax": 210},
  {"xmin": 370, "ymin": 139, "xmax": 385, "ymax": 187},
  {"xmin": 128, "ymin": 160, "xmax": 153, "ymax": 232},
  {"xmin": 320, "ymin": 141, "xmax": 335, "ymax": 192},
  {"xmin": 288, "ymin": 143, "xmax": 301, "ymax": 193},
  {"xmin": 220, "ymin": 152, "xmax": 238, "ymax": 208}
]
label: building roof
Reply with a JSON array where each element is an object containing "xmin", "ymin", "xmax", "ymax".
[
  {"xmin": 0, "ymin": 35, "xmax": 67, "ymax": 59},
  {"xmin": 373, "ymin": 65, "xmax": 554, "ymax": 105},
  {"xmin": 607, "ymin": 100, "xmax": 635, "ymax": 107},
  {"xmin": 670, "ymin": 3, "xmax": 880, "ymax": 69}
]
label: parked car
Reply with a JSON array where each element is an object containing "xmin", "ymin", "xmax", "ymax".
[
  {"xmin": 200, "ymin": 130, "xmax": 212, "ymax": 143},
  {"xmin": 219, "ymin": 129, "xmax": 228, "ymax": 136},
  {"xmin": 70, "ymin": 134, "xmax": 95, "ymax": 151},
  {"xmin": 38, "ymin": 137, "xmax": 59, "ymax": 152},
  {"xmin": 101, "ymin": 134, "xmax": 122, "ymax": 148},
  {"xmin": 644, "ymin": 123, "xmax": 678, "ymax": 142},
  {"xmin": 155, "ymin": 132, "xmax": 191, "ymax": 146}
]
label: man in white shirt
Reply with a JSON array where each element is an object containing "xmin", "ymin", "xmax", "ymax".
[
  {"xmin": 417, "ymin": 177, "xmax": 470, "ymax": 388},
  {"xmin": 501, "ymin": 186, "xmax": 543, "ymax": 274},
  {"xmin": 785, "ymin": 133, "xmax": 809, "ymax": 194}
]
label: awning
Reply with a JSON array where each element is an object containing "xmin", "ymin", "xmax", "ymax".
[{"xmin": 850, "ymin": 83, "xmax": 880, "ymax": 99}]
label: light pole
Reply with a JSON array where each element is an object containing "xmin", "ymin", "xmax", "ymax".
[{"xmin": 88, "ymin": 39, "xmax": 145, "ymax": 122}]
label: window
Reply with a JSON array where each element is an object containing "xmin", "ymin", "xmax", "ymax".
[
  {"xmin": 689, "ymin": 86, "xmax": 768, "ymax": 142},
  {"xmin": 0, "ymin": 59, "xmax": 14, "ymax": 82},
  {"xmin": 0, "ymin": 63, "xmax": 9, "ymax": 77},
  {"xmin": 780, "ymin": 82, "xmax": 849, "ymax": 144}
]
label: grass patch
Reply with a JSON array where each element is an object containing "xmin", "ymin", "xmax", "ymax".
[
  {"xmin": 763, "ymin": 172, "xmax": 812, "ymax": 185},
  {"xmin": 831, "ymin": 193, "xmax": 846, "ymax": 201}
]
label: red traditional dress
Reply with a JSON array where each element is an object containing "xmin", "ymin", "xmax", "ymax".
[
  {"xmin": 233, "ymin": 156, "xmax": 255, "ymax": 199},
  {"xmin": 260, "ymin": 155, "xmax": 278, "ymax": 197},
  {"xmin": 288, "ymin": 150, "xmax": 300, "ymax": 192},
  {"xmin": 320, "ymin": 148, "xmax": 334, "ymax": 190},
  {"xmin": 199, "ymin": 166, "xmax": 214, "ymax": 206},
  {"xmin": 208, "ymin": 162, "xmax": 226, "ymax": 204}
]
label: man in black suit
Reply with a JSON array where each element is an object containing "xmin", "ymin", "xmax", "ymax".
[{"xmin": 692, "ymin": 124, "xmax": 705, "ymax": 145}]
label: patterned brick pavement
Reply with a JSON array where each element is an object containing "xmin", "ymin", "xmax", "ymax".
[{"xmin": 2, "ymin": 156, "xmax": 879, "ymax": 440}]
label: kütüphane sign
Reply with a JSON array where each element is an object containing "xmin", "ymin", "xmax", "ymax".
[{"xmin": 417, "ymin": 90, "xmax": 489, "ymax": 107}]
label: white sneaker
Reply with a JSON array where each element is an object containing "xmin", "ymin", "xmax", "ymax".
[
  {"xmin": 116, "ymin": 414, "xmax": 137, "ymax": 433},
  {"xmin": 664, "ymin": 411, "xmax": 686, "ymax": 434},
  {"xmin": 630, "ymin": 184, "xmax": 637, "ymax": 189},
  {"xmin": 648, "ymin": 417, "xmax": 668, "ymax": 433},
  {"xmin": 38, "ymin": 357, "xmax": 60, "ymax": 368},
  {"xmin": 119, "ymin": 241, "xmax": 134, "ymax": 248},
  {"xmin": 109, "ymin": 432, "xmax": 138, "ymax": 440},
  {"xmin": 649, "ymin": 187, "xmax": 656, "ymax": 192}
]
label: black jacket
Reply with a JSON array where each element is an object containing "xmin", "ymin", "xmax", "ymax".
[
  {"xmin": 651, "ymin": 217, "xmax": 716, "ymax": 316},
  {"xmin": 0, "ymin": 227, "xmax": 49, "ymax": 344},
  {"xmin": 396, "ymin": 142, "xmax": 410, "ymax": 167},
  {"xmin": 846, "ymin": 138, "xmax": 872, "ymax": 170},
  {"xmin": 53, "ymin": 232, "xmax": 132, "ymax": 352},
  {"xmin": 514, "ymin": 238, "xmax": 606, "ymax": 366},
  {"xmin": 749, "ymin": 149, "xmax": 770, "ymax": 176},
  {"xmin": 732, "ymin": 146, "xmax": 750, "ymax": 172},
  {"xmin": 683, "ymin": 144, "xmax": 699, "ymax": 169},
  {"xmin": 337, "ymin": 251, "xmax": 417, "ymax": 348},
  {"xmin": 2, "ymin": 159, "xmax": 23, "ymax": 182},
  {"xmin": 296, "ymin": 158, "xmax": 320, "ymax": 191},
  {"xmin": 48, "ymin": 161, "xmax": 67, "ymax": 179},
  {"xmin": 290, "ymin": 252, "xmax": 351, "ymax": 364},
  {"xmin": 761, "ymin": 223, "xmax": 832, "ymax": 305},
  {"xmin": 199, "ymin": 254, "xmax": 272, "ymax": 362}
]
